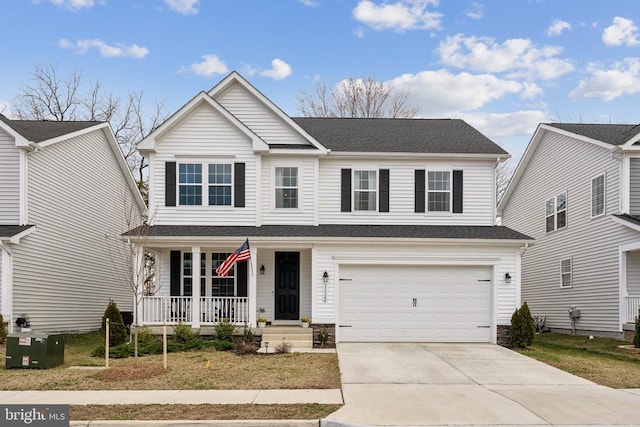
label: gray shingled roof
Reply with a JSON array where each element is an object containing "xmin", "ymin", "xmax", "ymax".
[
  {"xmin": 292, "ymin": 118, "xmax": 508, "ymax": 155},
  {"xmin": 0, "ymin": 114, "xmax": 102, "ymax": 143},
  {"xmin": 546, "ymin": 123, "xmax": 640, "ymax": 146},
  {"xmin": 125, "ymin": 224, "xmax": 532, "ymax": 240},
  {"xmin": 0, "ymin": 225, "xmax": 35, "ymax": 239},
  {"xmin": 613, "ymin": 213, "xmax": 640, "ymax": 227}
]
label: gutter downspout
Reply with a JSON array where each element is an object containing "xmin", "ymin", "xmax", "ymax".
[{"xmin": 1, "ymin": 240, "xmax": 13, "ymax": 333}]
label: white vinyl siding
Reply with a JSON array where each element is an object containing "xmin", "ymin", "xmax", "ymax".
[
  {"xmin": 0, "ymin": 129, "xmax": 21, "ymax": 224},
  {"xmin": 149, "ymin": 104, "xmax": 257, "ymax": 226},
  {"xmin": 319, "ymin": 159, "xmax": 495, "ymax": 225},
  {"xmin": 591, "ymin": 174, "xmax": 605, "ymax": 218},
  {"xmin": 12, "ymin": 129, "xmax": 142, "ymax": 333},
  {"xmin": 502, "ymin": 130, "xmax": 640, "ymax": 334},
  {"xmin": 261, "ymin": 157, "xmax": 315, "ymax": 225}
]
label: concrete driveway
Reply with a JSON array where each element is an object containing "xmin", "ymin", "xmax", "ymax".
[{"xmin": 323, "ymin": 343, "xmax": 640, "ymax": 427}]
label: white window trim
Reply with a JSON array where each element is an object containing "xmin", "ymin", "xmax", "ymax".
[
  {"xmin": 591, "ymin": 173, "xmax": 606, "ymax": 219},
  {"xmin": 353, "ymin": 169, "xmax": 378, "ymax": 212},
  {"xmin": 426, "ymin": 170, "xmax": 452, "ymax": 214},
  {"xmin": 274, "ymin": 166, "xmax": 300, "ymax": 210},
  {"xmin": 178, "ymin": 163, "xmax": 203, "ymax": 207},
  {"xmin": 184, "ymin": 251, "xmax": 238, "ymax": 297},
  {"xmin": 560, "ymin": 258, "xmax": 572, "ymax": 289},
  {"xmin": 177, "ymin": 162, "xmax": 234, "ymax": 208},
  {"xmin": 545, "ymin": 191, "xmax": 568, "ymax": 233}
]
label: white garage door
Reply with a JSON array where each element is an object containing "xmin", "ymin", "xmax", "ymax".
[{"xmin": 338, "ymin": 264, "xmax": 492, "ymax": 342}]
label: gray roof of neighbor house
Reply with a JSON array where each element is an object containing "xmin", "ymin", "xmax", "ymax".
[
  {"xmin": 292, "ymin": 117, "xmax": 508, "ymax": 155},
  {"xmin": 0, "ymin": 225, "xmax": 35, "ymax": 239},
  {"xmin": 0, "ymin": 114, "xmax": 102, "ymax": 143},
  {"xmin": 124, "ymin": 224, "xmax": 532, "ymax": 241},
  {"xmin": 546, "ymin": 123, "xmax": 640, "ymax": 146}
]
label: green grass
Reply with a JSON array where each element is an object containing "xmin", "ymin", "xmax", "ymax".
[{"xmin": 517, "ymin": 333, "xmax": 640, "ymax": 388}]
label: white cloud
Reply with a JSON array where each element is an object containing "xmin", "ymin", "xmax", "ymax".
[
  {"xmin": 164, "ymin": 0, "xmax": 199, "ymax": 15},
  {"xmin": 521, "ymin": 82, "xmax": 543, "ymax": 99},
  {"xmin": 437, "ymin": 33, "xmax": 574, "ymax": 80},
  {"xmin": 460, "ymin": 110, "xmax": 548, "ymax": 139},
  {"xmin": 570, "ymin": 58, "xmax": 640, "ymax": 101},
  {"xmin": 42, "ymin": 0, "xmax": 96, "ymax": 11},
  {"xmin": 602, "ymin": 17, "xmax": 639, "ymax": 46},
  {"xmin": 353, "ymin": 0, "xmax": 442, "ymax": 32},
  {"xmin": 259, "ymin": 58, "xmax": 293, "ymax": 80},
  {"xmin": 388, "ymin": 70, "xmax": 525, "ymax": 115},
  {"xmin": 465, "ymin": 2, "xmax": 483, "ymax": 20},
  {"xmin": 190, "ymin": 55, "xmax": 229, "ymax": 77},
  {"xmin": 58, "ymin": 38, "xmax": 148, "ymax": 58},
  {"xmin": 297, "ymin": 0, "xmax": 319, "ymax": 7},
  {"xmin": 547, "ymin": 19, "xmax": 571, "ymax": 37}
]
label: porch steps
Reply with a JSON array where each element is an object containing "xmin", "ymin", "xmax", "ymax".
[{"xmin": 259, "ymin": 326, "xmax": 313, "ymax": 351}]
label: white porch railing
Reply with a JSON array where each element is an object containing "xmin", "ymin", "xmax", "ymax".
[
  {"xmin": 627, "ymin": 296, "xmax": 640, "ymax": 323},
  {"xmin": 141, "ymin": 296, "xmax": 249, "ymax": 325}
]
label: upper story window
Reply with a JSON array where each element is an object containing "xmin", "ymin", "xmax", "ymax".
[
  {"xmin": 545, "ymin": 192, "xmax": 567, "ymax": 233},
  {"xmin": 427, "ymin": 171, "xmax": 451, "ymax": 212},
  {"xmin": 208, "ymin": 164, "xmax": 232, "ymax": 206},
  {"xmin": 560, "ymin": 258, "xmax": 572, "ymax": 288},
  {"xmin": 354, "ymin": 170, "xmax": 377, "ymax": 211},
  {"xmin": 275, "ymin": 167, "xmax": 298, "ymax": 208},
  {"xmin": 179, "ymin": 163, "xmax": 202, "ymax": 205},
  {"xmin": 591, "ymin": 174, "xmax": 605, "ymax": 218}
]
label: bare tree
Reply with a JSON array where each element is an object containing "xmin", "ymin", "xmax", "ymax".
[
  {"xmin": 13, "ymin": 64, "xmax": 165, "ymax": 202},
  {"xmin": 297, "ymin": 76, "xmax": 419, "ymax": 118},
  {"xmin": 496, "ymin": 159, "xmax": 514, "ymax": 204}
]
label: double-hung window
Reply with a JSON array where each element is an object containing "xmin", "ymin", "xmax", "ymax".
[
  {"xmin": 354, "ymin": 170, "xmax": 377, "ymax": 211},
  {"xmin": 560, "ymin": 258, "xmax": 572, "ymax": 288},
  {"xmin": 427, "ymin": 171, "xmax": 451, "ymax": 212},
  {"xmin": 208, "ymin": 164, "xmax": 232, "ymax": 206},
  {"xmin": 275, "ymin": 167, "xmax": 298, "ymax": 208},
  {"xmin": 591, "ymin": 174, "xmax": 605, "ymax": 218},
  {"xmin": 545, "ymin": 192, "xmax": 567, "ymax": 233},
  {"xmin": 182, "ymin": 252, "xmax": 193, "ymax": 296},
  {"xmin": 211, "ymin": 253, "xmax": 235, "ymax": 297},
  {"xmin": 178, "ymin": 163, "xmax": 202, "ymax": 205}
]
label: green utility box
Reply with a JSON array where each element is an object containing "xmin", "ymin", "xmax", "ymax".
[{"xmin": 5, "ymin": 332, "xmax": 65, "ymax": 369}]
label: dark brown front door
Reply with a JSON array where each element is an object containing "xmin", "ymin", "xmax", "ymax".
[{"xmin": 275, "ymin": 252, "xmax": 300, "ymax": 320}]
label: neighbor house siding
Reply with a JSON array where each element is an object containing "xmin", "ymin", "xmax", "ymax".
[
  {"xmin": 629, "ymin": 158, "xmax": 640, "ymax": 215},
  {"xmin": 215, "ymin": 83, "xmax": 312, "ymax": 147},
  {"xmin": 149, "ymin": 104, "xmax": 258, "ymax": 226},
  {"xmin": 627, "ymin": 251, "xmax": 640, "ymax": 296},
  {"xmin": 0, "ymin": 129, "xmax": 20, "ymax": 224},
  {"xmin": 318, "ymin": 158, "xmax": 495, "ymax": 225},
  {"xmin": 502, "ymin": 131, "xmax": 638, "ymax": 333},
  {"xmin": 12, "ymin": 129, "xmax": 141, "ymax": 332}
]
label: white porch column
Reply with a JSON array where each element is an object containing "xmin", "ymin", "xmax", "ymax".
[
  {"xmin": 1, "ymin": 242, "xmax": 13, "ymax": 333},
  {"xmin": 191, "ymin": 246, "xmax": 201, "ymax": 329},
  {"xmin": 132, "ymin": 244, "xmax": 144, "ymax": 327},
  {"xmin": 249, "ymin": 247, "xmax": 257, "ymax": 326}
]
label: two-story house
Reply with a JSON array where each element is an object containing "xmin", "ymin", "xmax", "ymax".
[
  {"xmin": 129, "ymin": 72, "xmax": 532, "ymax": 344},
  {"xmin": 0, "ymin": 114, "xmax": 145, "ymax": 333},
  {"xmin": 499, "ymin": 123, "xmax": 640, "ymax": 339}
]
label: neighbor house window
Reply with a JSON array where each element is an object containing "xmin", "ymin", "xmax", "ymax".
[
  {"xmin": 561, "ymin": 258, "xmax": 572, "ymax": 288},
  {"xmin": 354, "ymin": 170, "xmax": 377, "ymax": 211},
  {"xmin": 545, "ymin": 192, "xmax": 567, "ymax": 232},
  {"xmin": 591, "ymin": 174, "xmax": 605, "ymax": 217},
  {"xmin": 208, "ymin": 163, "xmax": 232, "ymax": 206},
  {"xmin": 428, "ymin": 171, "xmax": 451, "ymax": 212},
  {"xmin": 179, "ymin": 163, "xmax": 202, "ymax": 205},
  {"xmin": 275, "ymin": 167, "xmax": 298, "ymax": 208},
  {"xmin": 211, "ymin": 253, "xmax": 235, "ymax": 296}
]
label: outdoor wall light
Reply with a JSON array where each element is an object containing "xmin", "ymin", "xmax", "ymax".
[
  {"xmin": 260, "ymin": 264, "xmax": 265, "ymax": 275},
  {"xmin": 322, "ymin": 271, "xmax": 329, "ymax": 283},
  {"xmin": 505, "ymin": 272, "xmax": 512, "ymax": 284}
]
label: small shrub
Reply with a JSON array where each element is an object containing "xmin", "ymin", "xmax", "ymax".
[
  {"xmin": 510, "ymin": 302, "xmax": 535, "ymax": 348},
  {"xmin": 0, "ymin": 313, "xmax": 7, "ymax": 344},
  {"xmin": 212, "ymin": 339, "xmax": 235, "ymax": 351},
  {"xmin": 241, "ymin": 324, "xmax": 255, "ymax": 343},
  {"xmin": 136, "ymin": 327, "xmax": 159, "ymax": 348},
  {"xmin": 318, "ymin": 327, "xmax": 330, "ymax": 347},
  {"xmin": 235, "ymin": 341, "xmax": 258, "ymax": 355},
  {"xmin": 275, "ymin": 340, "xmax": 292, "ymax": 354},
  {"xmin": 91, "ymin": 343, "xmax": 134, "ymax": 359},
  {"xmin": 101, "ymin": 300, "xmax": 127, "ymax": 346},
  {"xmin": 214, "ymin": 319, "xmax": 235, "ymax": 342},
  {"xmin": 634, "ymin": 308, "xmax": 640, "ymax": 348},
  {"xmin": 173, "ymin": 322, "xmax": 199, "ymax": 343}
]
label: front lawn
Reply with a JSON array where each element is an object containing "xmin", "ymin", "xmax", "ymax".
[{"xmin": 516, "ymin": 333, "xmax": 640, "ymax": 388}]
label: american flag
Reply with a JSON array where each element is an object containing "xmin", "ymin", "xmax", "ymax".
[{"xmin": 215, "ymin": 239, "xmax": 250, "ymax": 277}]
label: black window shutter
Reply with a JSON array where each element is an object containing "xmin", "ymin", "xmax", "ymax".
[
  {"xmin": 453, "ymin": 170, "xmax": 463, "ymax": 213},
  {"xmin": 237, "ymin": 261, "xmax": 248, "ymax": 297},
  {"xmin": 234, "ymin": 163, "xmax": 245, "ymax": 207},
  {"xmin": 379, "ymin": 169, "xmax": 389, "ymax": 212},
  {"xmin": 415, "ymin": 170, "xmax": 425, "ymax": 213},
  {"xmin": 341, "ymin": 168, "xmax": 352, "ymax": 212},
  {"xmin": 170, "ymin": 250, "xmax": 181, "ymax": 296},
  {"xmin": 166, "ymin": 162, "xmax": 176, "ymax": 207}
]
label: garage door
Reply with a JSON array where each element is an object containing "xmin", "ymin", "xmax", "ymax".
[{"xmin": 338, "ymin": 264, "xmax": 492, "ymax": 342}]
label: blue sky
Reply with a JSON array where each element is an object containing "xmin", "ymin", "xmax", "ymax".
[{"xmin": 0, "ymin": 0, "xmax": 639, "ymax": 160}]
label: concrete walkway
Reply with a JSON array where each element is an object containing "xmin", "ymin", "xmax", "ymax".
[{"xmin": 323, "ymin": 343, "xmax": 640, "ymax": 427}]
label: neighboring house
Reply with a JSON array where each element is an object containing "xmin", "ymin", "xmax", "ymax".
[
  {"xmin": 129, "ymin": 72, "xmax": 532, "ymax": 344},
  {"xmin": 499, "ymin": 123, "xmax": 640, "ymax": 338},
  {"xmin": 0, "ymin": 114, "xmax": 146, "ymax": 333}
]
